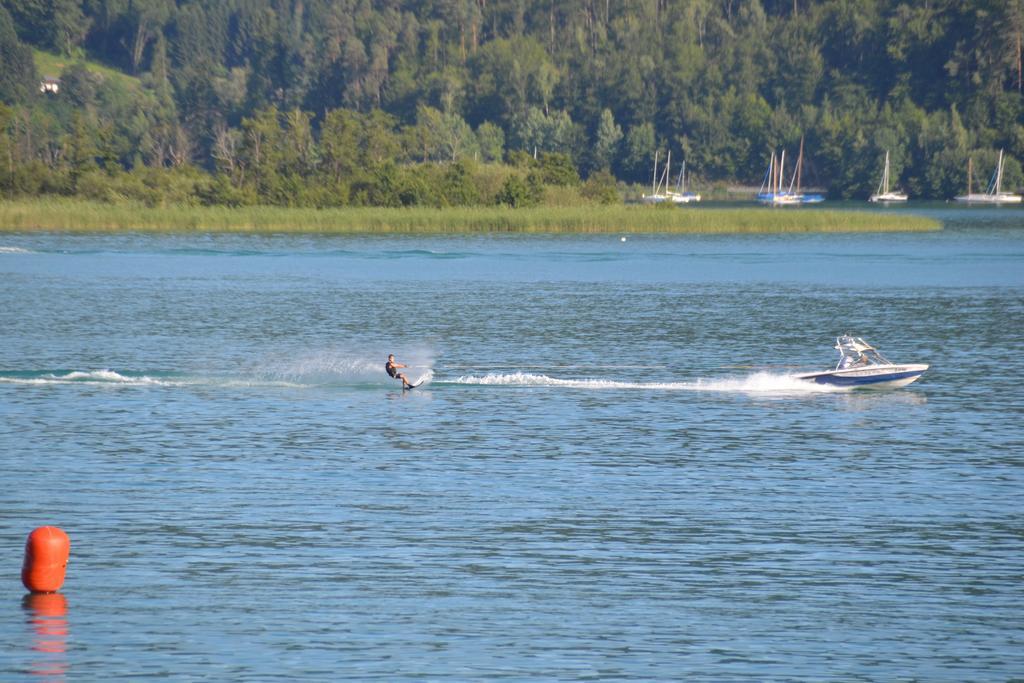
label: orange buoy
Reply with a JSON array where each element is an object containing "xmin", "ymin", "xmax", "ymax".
[{"xmin": 22, "ymin": 527, "xmax": 70, "ymax": 593}]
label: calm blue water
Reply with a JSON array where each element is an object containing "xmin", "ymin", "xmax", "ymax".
[{"xmin": 2, "ymin": 207, "xmax": 1023, "ymax": 680}]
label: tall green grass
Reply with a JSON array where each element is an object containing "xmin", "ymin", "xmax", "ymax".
[{"xmin": 0, "ymin": 198, "xmax": 941, "ymax": 234}]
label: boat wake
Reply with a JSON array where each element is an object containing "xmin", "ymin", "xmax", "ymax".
[
  {"xmin": 450, "ymin": 371, "xmax": 842, "ymax": 393},
  {"xmin": 1, "ymin": 365, "xmax": 833, "ymax": 394},
  {"xmin": 0, "ymin": 370, "xmax": 186, "ymax": 387},
  {"xmin": 0, "ymin": 368, "xmax": 326, "ymax": 388},
  {"xmin": 0, "ymin": 349, "xmax": 438, "ymax": 390},
  {"xmin": 250, "ymin": 348, "xmax": 436, "ymax": 386}
]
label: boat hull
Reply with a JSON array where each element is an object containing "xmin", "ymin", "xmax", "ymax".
[
  {"xmin": 955, "ymin": 193, "xmax": 1022, "ymax": 204},
  {"xmin": 758, "ymin": 193, "xmax": 801, "ymax": 206},
  {"xmin": 642, "ymin": 193, "xmax": 701, "ymax": 205},
  {"xmin": 869, "ymin": 192, "xmax": 908, "ymax": 203},
  {"xmin": 796, "ymin": 363, "xmax": 928, "ymax": 389},
  {"xmin": 758, "ymin": 192, "xmax": 823, "ymax": 205}
]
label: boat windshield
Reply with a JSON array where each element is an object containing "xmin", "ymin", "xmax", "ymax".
[{"xmin": 834, "ymin": 335, "xmax": 892, "ymax": 370}]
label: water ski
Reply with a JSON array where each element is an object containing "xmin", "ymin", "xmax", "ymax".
[{"xmin": 405, "ymin": 381, "xmax": 423, "ymax": 390}]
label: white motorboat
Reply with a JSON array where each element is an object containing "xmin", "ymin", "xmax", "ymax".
[{"xmin": 796, "ymin": 336, "xmax": 928, "ymax": 389}]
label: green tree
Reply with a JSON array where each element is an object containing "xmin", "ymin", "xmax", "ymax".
[
  {"xmin": 7, "ymin": 0, "xmax": 90, "ymax": 55},
  {"xmin": 0, "ymin": 6, "xmax": 36, "ymax": 105},
  {"xmin": 360, "ymin": 109, "xmax": 401, "ymax": 167},
  {"xmin": 438, "ymin": 159, "xmax": 481, "ymax": 205},
  {"xmin": 60, "ymin": 62, "xmax": 102, "ymax": 111},
  {"xmin": 67, "ymin": 110, "xmax": 98, "ymax": 187},
  {"xmin": 0, "ymin": 104, "xmax": 15, "ymax": 193},
  {"xmin": 511, "ymin": 107, "xmax": 579, "ymax": 159},
  {"xmin": 126, "ymin": 0, "xmax": 173, "ymax": 73},
  {"xmin": 495, "ymin": 172, "xmax": 540, "ymax": 207},
  {"xmin": 239, "ymin": 106, "xmax": 285, "ymax": 199},
  {"xmin": 580, "ymin": 169, "xmax": 620, "ymax": 204},
  {"xmin": 537, "ymin": 152, "xmax": 579, "ymax": 186},
  {"xmin": 414, "ymin": 104, "xmax": 478, "ymax": 161},
  {"xmin": 282, "ymin": 109, "xmax": 316, "ymax": 176},
  {"xmin": 476, "ymin": 121, "xmax": 505, "ymax": 162},
  {"xmin": 466, "ymin": 36, "xmax": 559, "ymax": 127},
  {"xmin": 320, "ymin": 108, "xmax": 362, "ymax": 180},
  {"xmin": 51, "ymin": 0, "xmax": 91, "ymax": 55},
  {"xmin": 618, "ymin": 121, "xmax": 655, "ymax": 182},
  {"xmin": 914, "ymin": 106, "xmax": 970, "ymax": 198},
  {"xmin": 591, "ymin": 108, "xmax": 623, "ymax": 172}
]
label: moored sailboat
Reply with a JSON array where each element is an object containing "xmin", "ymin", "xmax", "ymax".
[
  {"xmin": 665, "ymin": 159, "xmax": 701, "ymax": 204},
  {"xmin": 955, "ymin": 149, "xmax": 1022, "ymax": 204},
  {"xmin": 791, "ymin": 137, "xmax": 824, "ymax": 204},
  {"xmin": 643, "ymin": 150, "xmax": 701, "ymax": 204},
  {"xmin": 758, "ymin": 137, "xmax": 822, "ymax": 205},
  {"xmin": 758, "ymin": 150, "xmax": 799, "ymax": 205},
  {"xmin": 641, "ymin": 150, "xmax": 669, "ymax": 204},
  {"xmin": 869, "ymin": 150, "xmax": 908, "ymax": 202}
]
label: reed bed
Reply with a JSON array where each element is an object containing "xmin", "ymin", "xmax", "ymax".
[{"xmin": 0, "ymin": 198, "xmax": 940, "ymax": 234}]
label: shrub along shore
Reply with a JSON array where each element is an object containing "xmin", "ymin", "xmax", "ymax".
[{"xmin": 0, "ymin": 199, "xmax": 940, "ymax": 234}]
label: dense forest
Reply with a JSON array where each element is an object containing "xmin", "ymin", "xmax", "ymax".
[{"xmin": 1, "ymin": 0, "xmax": 1023, "ymax": 207}]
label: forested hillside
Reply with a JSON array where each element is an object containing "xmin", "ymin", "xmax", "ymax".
[{"xmin": 1, "ymin": 0, "xmax": 1023, "ymax": 206}]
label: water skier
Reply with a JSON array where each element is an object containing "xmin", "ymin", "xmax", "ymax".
[{"xmin": 386, "ymin": 354, "xmax": 413, "ymax": 389}]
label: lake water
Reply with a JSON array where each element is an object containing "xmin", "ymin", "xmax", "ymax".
[{"xmin": 1, "ymin": 207, "xmax": 1022, "ymax": 680}]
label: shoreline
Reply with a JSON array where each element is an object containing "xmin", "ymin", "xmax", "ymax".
[{"xmin": 0, "ymin": 199, "xmax": 941, "ymax": 234}]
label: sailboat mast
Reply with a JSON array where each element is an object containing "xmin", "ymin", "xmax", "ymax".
[
  {"xmin": 778, "ymin": 150, "xmax": 786, "ymax": 195},
  {"xmin": 796, "ymin": 136, "xmax": 804, "ymax": 194},
  {"xmin": 664, "ymin": 150, "xmax": 671, "ymax": 194},
  {"xmin": 652, "ymin": 150, "xmax": 659, "ymax": 195},
  {"xmin": 883, "ymin": 151, "xmax": 890, "ymax": 193},
  {"xmin": 996, "ymin": 149, "xmax": 1004, "ymax": 194},
  {"xmin": 967, "ymin": 157, "xmax": 973, "ymax": 196}
]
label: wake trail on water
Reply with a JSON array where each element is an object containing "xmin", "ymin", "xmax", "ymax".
[
  {"xmin": 0, "ymin": 366, "xmax": 388, "ymax": 389},
  {"xmin": 251, "ymin": 346, "xmax": 436, "ymax": 387},
  {"xmin": 0, "ymin": 370, "xmax": 194, "ymax": 387},
  {"xmin": 448, "ymin": 371, "xmax": 842, "ymax": 393},
  {"xmin": 2, "ymin": 363, "xmax": 826, "ymax": 395},
  {"xmin": 0, "ymin": 354, "xmax": 438, "ymax": 390}
]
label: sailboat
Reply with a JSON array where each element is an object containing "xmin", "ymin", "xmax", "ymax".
[
  {"xmin": 643, "ymin": 151, "xmax": 700, "ymax": 204},
  {"xmin": 792, "ymin": 137, "xmax": 824, "ymax": 204},
  {"xmin": 869, "ymin": 151, "xmax": 908, "ymax": 202},
  {"xmin": 666, "ymin": 159, "xmax": 701, "ymax": 203},
  {"xmin": 955, "ymin": 149, "xmax": 1022, "ymax": 204},
  {"xmin": 641, "ymin": 150, "xmax": 670, "ymax": 204},
  {"xmin": 757, "ymin": 138, "xmax": 821, "ymax": 205},
  {"xmin": 758, "ymin": 150, "xmax": 799, "ymax": 205},
  {"xmin": 790, "ymin": 137, "xmax": 823, "ymax": 202}
]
